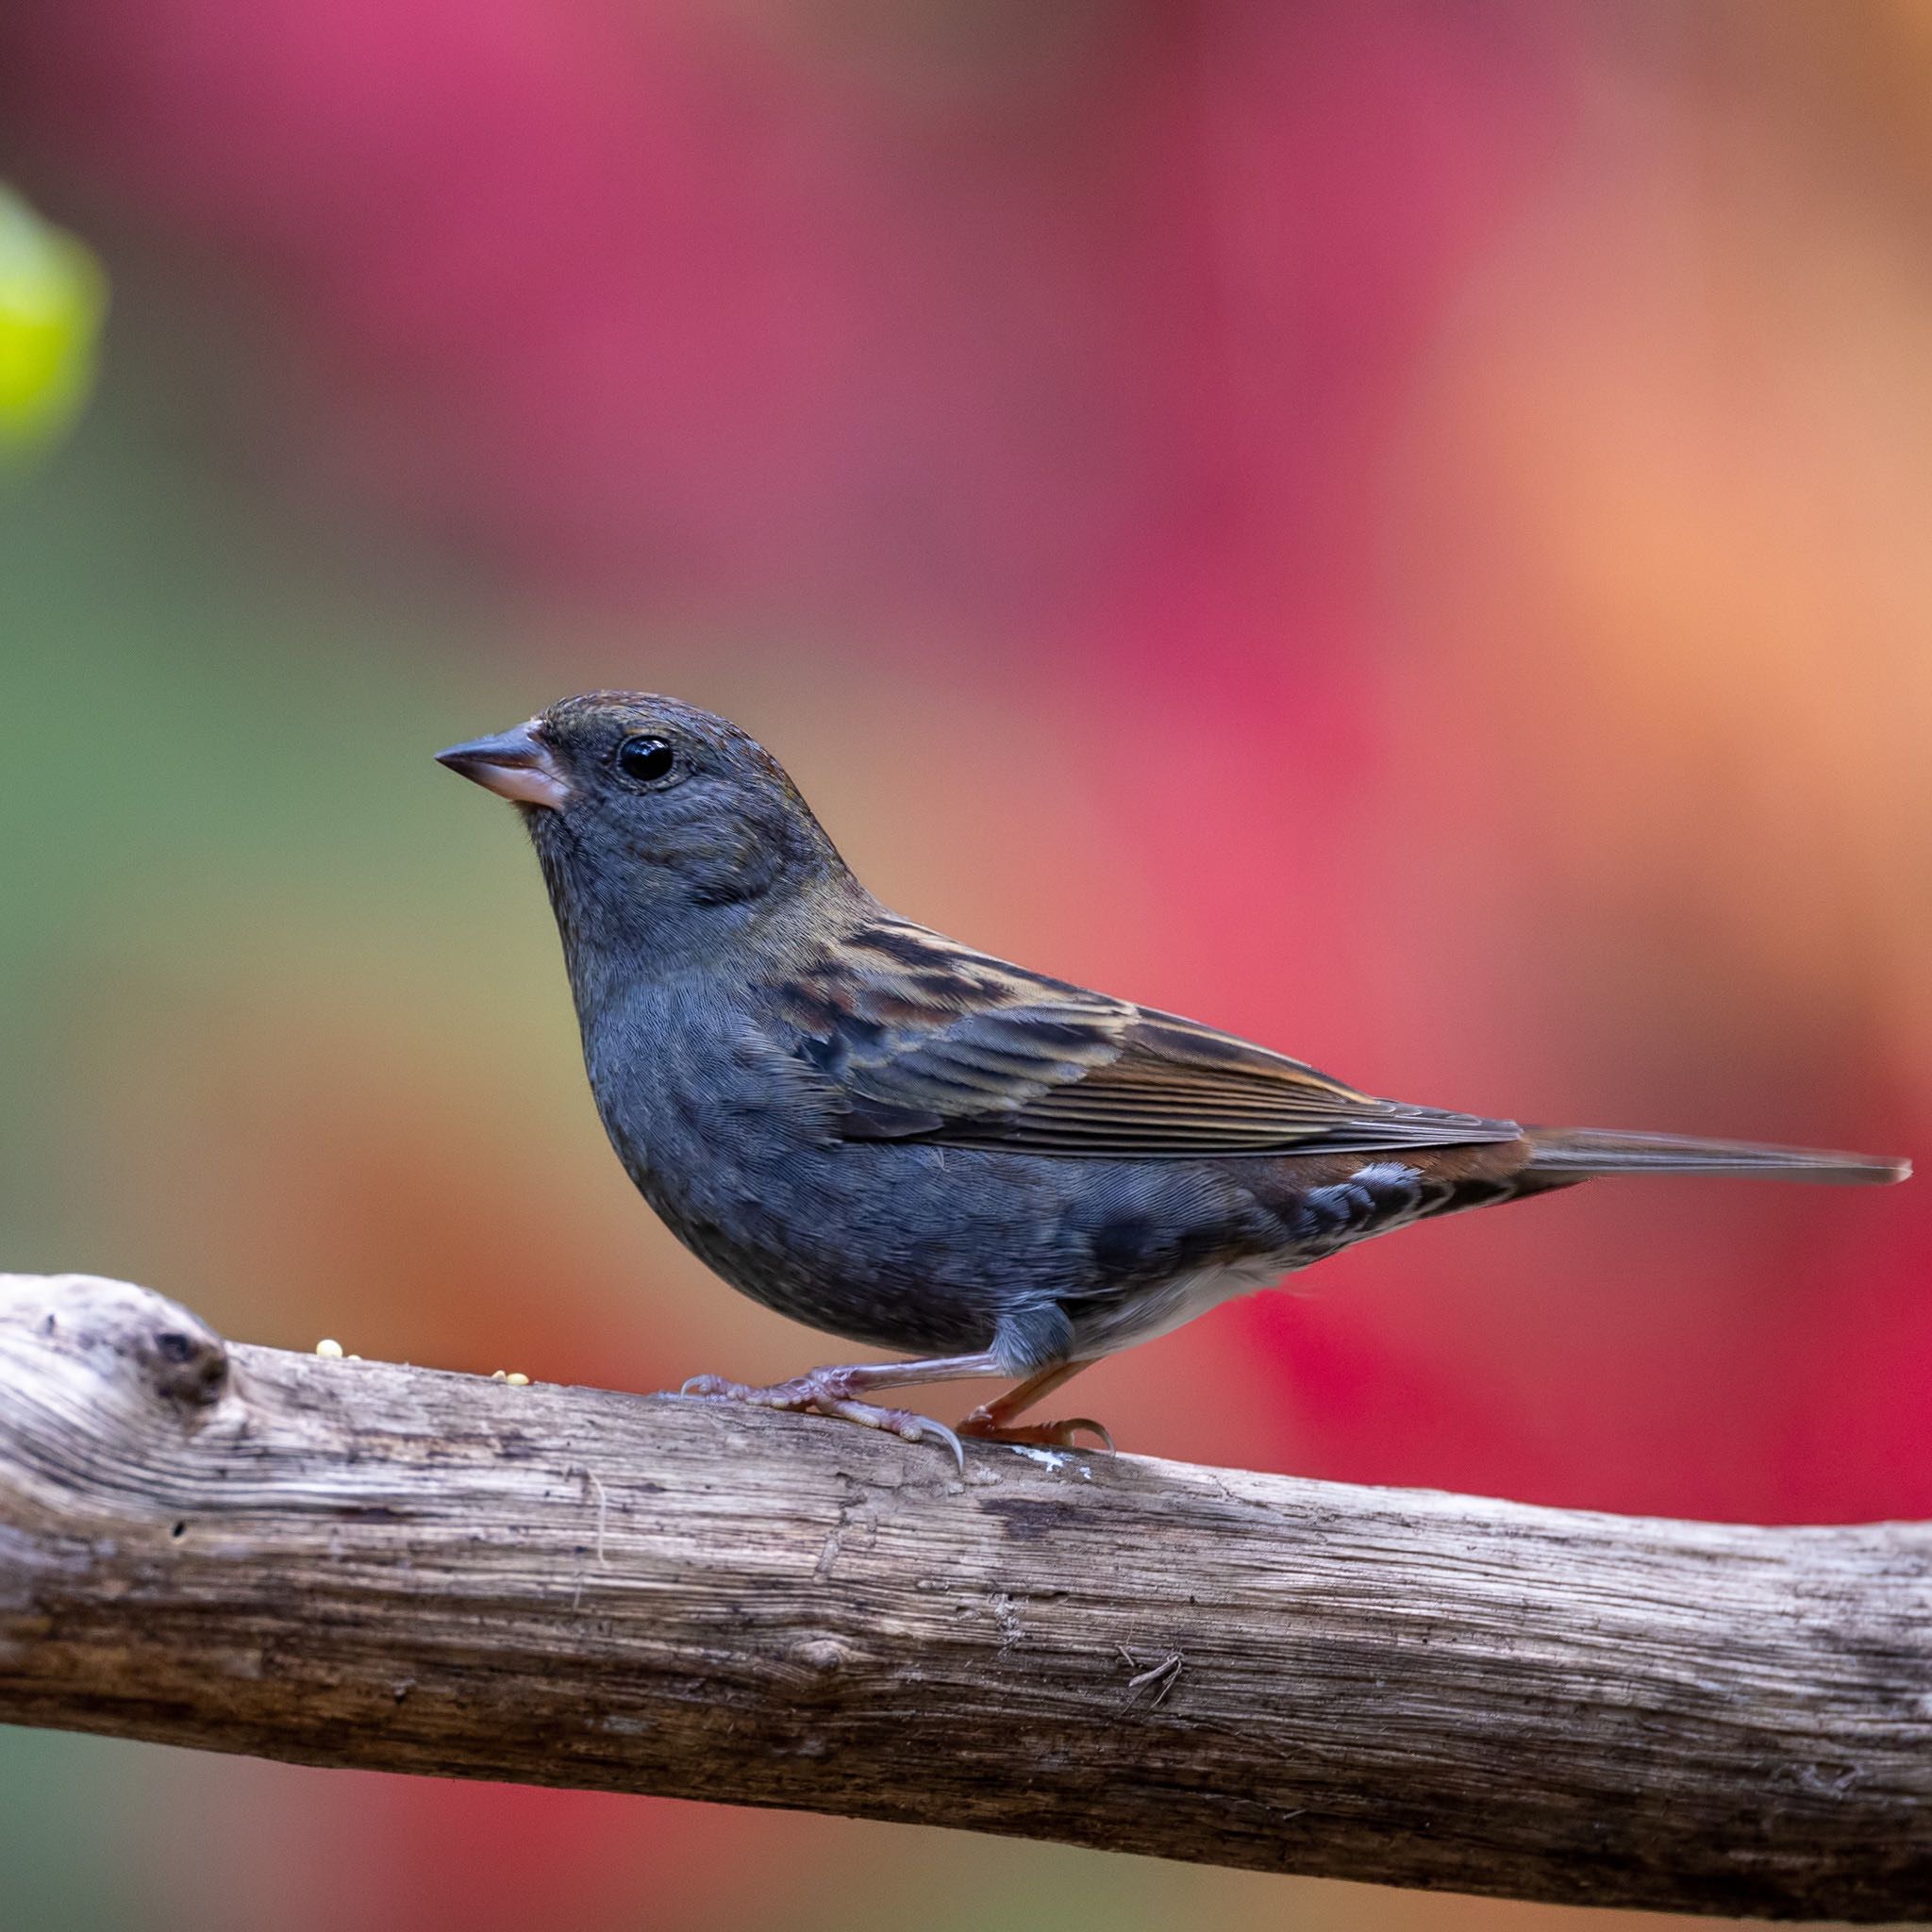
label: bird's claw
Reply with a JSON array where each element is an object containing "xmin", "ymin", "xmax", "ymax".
[
  {"xmin": 957, "ymin": 1409, "xmax": 1115, "ymax": 1453},
  {"xmin": 679, "ymin": 1373, "xmax": 768, "ymax": 1400},
  {"xmin": 676, "ymin": 1371, "xmax": 964, "ymax": 1473},
  {"xmin": 818, "ymin": 1400, "xmax": 963, "ymax": 1473}
]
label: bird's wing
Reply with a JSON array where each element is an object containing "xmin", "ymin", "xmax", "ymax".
[{"xmin": 774, "ymin": 920, "xmax": 1519, "ymax": 1158}]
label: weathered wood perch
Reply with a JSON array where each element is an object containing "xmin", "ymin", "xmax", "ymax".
[{"xmin": 0, "ymin": 1273, "xmax": 1926, "ymax": 1919}]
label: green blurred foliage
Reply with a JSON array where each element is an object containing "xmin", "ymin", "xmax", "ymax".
[{"xmin": 0, "ymin": 188, "xmax": 106, "ymax": 458}]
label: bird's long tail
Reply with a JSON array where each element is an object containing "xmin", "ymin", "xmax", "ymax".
[{"xmin": 1524, "ymin": 1125, "xmax": 1909, "ymax": 1187}]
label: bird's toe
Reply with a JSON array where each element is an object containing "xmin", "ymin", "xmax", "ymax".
[{"xmin": 958, "ymin": 1412, "xmax": 1115, "ymax": 1453}]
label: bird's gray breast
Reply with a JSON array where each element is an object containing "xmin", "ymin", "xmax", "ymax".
[{"xmin": 576, "ymin": 982, "xmax": 1078, "ymax": 1354}]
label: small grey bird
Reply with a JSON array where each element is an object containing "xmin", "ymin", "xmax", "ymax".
[{"xmin": 439, "ymin": 691, "xmax": 1910, "ymax": 1462}]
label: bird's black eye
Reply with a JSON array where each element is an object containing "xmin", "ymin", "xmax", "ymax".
[{"xmin": 615, "ymin": 735, "xmax": 677, "ymax": 785}]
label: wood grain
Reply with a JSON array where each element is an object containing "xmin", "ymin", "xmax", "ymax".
[{"xmin": 0, "ymin": 1272, "xmax": 1926, "ymax": 1919}]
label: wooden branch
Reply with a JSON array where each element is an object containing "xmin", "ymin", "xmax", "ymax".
[{"xmin": 0, "ymin": 1274, "xmax": 1926, "ymax": 1920}]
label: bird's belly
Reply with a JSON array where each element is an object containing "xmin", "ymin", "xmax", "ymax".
[
  {"xmin": 606, "ymin": 1046, "xmax": 1451, "ymax": 1366},
  {"xmin": 1058, "ymin": 1158, "xmax": 1444, "ymax": 1359},
  {"xmin": 1064, "ymin": 1253, "xmax": 1293, "ymax": 1358}
]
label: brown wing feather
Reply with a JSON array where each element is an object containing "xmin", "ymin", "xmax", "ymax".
[{"xmin": 781, "ymin": 921, "xmax": 1518, "ymax": 1159}]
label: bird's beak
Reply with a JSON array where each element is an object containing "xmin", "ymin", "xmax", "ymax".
[{"xmin": 435, "ymin": 722, "xmax": 571, "ymax": 809}]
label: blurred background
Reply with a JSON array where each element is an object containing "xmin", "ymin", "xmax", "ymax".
[{"xmin": 2, "ymin": 2, "xmax": 1928, "ymax": 1927}]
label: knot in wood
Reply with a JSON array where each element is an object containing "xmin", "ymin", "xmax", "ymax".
[
  {"xmin": 791, "ymin": 1637, "xmax": 852, "ymax": 1676},
  {"xmin": 142, "ymin": 1323, "xmax": 229, "ymax": 1407}
]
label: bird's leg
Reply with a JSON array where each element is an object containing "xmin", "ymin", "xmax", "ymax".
[
  {"xmin": 678, "ymin": 1351, "xmax": 1005, "ymax": 1470},
  {"xmin": 958, "ymin": 1360, "xmax": 1112, "ymax": 1451}
]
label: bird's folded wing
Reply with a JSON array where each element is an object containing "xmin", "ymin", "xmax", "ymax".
[{"xmin": 777, "ymin": 923, "xmax": 1519, "ymax": 1158}]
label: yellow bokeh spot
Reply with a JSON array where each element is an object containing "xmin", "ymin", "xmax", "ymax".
[{"xmin": 0, "ymin": 187, "xmax": 107, "ymax": 456}]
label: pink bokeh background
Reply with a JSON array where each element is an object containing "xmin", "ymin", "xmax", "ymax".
[{"xmin": 2, "ymin": 5, "xmax": 1926, "ymax": 1929}]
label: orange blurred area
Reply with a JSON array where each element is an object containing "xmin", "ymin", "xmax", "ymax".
[{"xmin": 0, "ymin": 5, "xmax": 1924, "ymax": 1927}]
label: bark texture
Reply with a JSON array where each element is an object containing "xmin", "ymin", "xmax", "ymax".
[{"xmin": 0, "ymin": 1272, "xmax": 1926, "ymax": 1919}]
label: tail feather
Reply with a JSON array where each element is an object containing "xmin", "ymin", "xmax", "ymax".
[{"xmin": 1524, "ymin": 1125, "xmax": 1909, "ymax": 1187}]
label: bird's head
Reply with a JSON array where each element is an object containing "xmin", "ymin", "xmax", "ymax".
[{"xmin": 438, "ymin": 691, "xmax": 853, "ymax": 978}]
